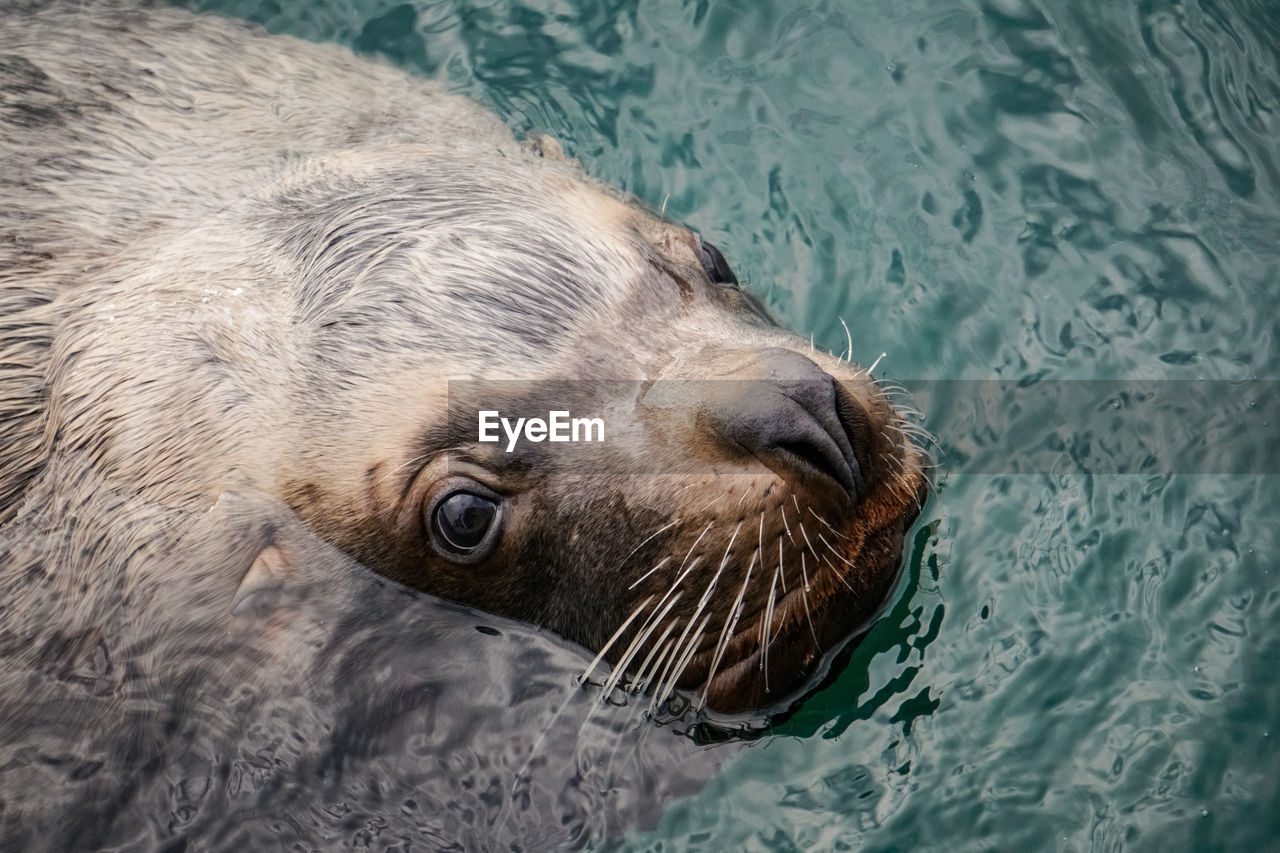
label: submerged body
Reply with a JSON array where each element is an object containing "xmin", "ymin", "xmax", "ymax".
[{"xmin": 0, "ymin": 2, "xmax": 926, "ymax": 846}]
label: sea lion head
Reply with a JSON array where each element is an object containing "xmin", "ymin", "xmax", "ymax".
[
  {"xmin": 233, "ymin": 147, "xmax": 931, "ymax": 714},
  {"xmin": 41, "ymin": 142, "xmax": 926, "ymax": 715}
]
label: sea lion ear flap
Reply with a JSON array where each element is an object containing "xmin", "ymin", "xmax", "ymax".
[
  {"xmin": 521, "ymin": 132, "xmax": 580, "ymax": 168},
  {"xmin": 230, "ymin": 539, "xmax": 298, "ymax": 618},
  {"xmin": 522, "ymin": 132, "xmax": 566, "ymax": 160}
]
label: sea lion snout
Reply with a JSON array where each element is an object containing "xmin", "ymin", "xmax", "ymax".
[{"xmin": 700, "ymin": 348, "xmax": 868, "ymax": 501}]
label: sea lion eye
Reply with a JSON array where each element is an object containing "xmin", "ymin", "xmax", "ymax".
[
  {"xmin": 430, "ymin": 490, "xmax": 500, "ymax": 558},
  {"xmin": 695, "ymin": 236, "xmax": 738, "ymax": 287}
]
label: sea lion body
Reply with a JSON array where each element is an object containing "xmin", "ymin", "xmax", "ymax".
[{"xmin": 0, "ymin": 0, "xmax": 925, "ymax": 739}]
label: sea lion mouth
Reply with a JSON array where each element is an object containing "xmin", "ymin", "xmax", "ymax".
[{"xmin": 668, "ymin": 476, "xmax": 928, "ymax": 715}]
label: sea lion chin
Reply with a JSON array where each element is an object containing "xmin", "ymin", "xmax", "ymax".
[{"xmin": 0, "ymin": 4, "xmax": 928, "ymax": 716}]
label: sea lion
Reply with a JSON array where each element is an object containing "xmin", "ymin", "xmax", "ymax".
[{"xmin": 0, "ymin": 1, "xmax": 926, "ymax": 726}]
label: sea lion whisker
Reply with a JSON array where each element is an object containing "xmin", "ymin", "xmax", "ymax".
[
  {"xmin": 779, "ymin": 504, "xmax": 796, "ymax": 546},
  {"xmin": 807, "ymin": 506, "xmax": 854, "ymax": 542},
  {"xmin": 817, "ymin": 532, "xmax": 855, "ymax": 567},
  {"xmin": 880, "ymin": 412, "xmax": 917, "ymax": 432},
  {"xmin": 645, "ymin": 521, "xmax": 740, "ymax": 699},
  {"xmin": 695, "ymin": 549, "xmax": 756, "ymax": 710},
  {"xmin": 819, "ymin": 550, "xmax": 858, "ymax": 594},
  {"xmin": 889, "ymin": 404, "xmax": 924, "ymax": 423},
  {"xmin": 875, "ymin": 378, "xmax": 909, "ymax": 394},
  {"xmin": 653, "ymin": 612, "xmax": 711, "ymax": 713},
  {"xmin": 906, "ymin": 424, "xmax": 935, "ymax": 442},
  {"xmin": 676, "ymin": 522, "xmax": 713, "ymax": 575},
  {"xmin": 756, "ymin": 511, "xmax": 765, "ymax": 564},
  {"xmin": 893, "ymin": 419, "xmax": 935, "ymax": 445},
  {"xmin": 666, "ymin": 480, "xmax": 701, "ymax": 503},
  {"xmin": 893, "ymin": 468, "xmax": 924, "ymax": 509},
  {"xmin": 664, "ymin": 555, "xmax": 703, "ymax": 598},
  {"xmin": 630, "ymin": 623, "xmax": 678, "ymax": 693},
  {"xmin": 877, "ymin": 389, "xmax": 909, "ymax": 404},
  {"xmin": 898, "ymin": 426, "xmax": 935, "ymax": 447},
  {"xmin": 901, "ymin": 424, "xmax": 932, "ymax": 443},
  {"xmin": 797, "ymin": 522, "xmax": 819, "ymax": 561},
  {"xmin": 777, "ymin": 535, "xmax": 788, "ymax": 593},
  {"xmin": 696, "ymin": 494, "xmax": 725, "ymax": 514},
  {"xmin": 713, "ymin": 521, "xmax": 743, "ymax": 577},
  {"xmin": 600, "ymin": 590, "xmax": 684, "ymax": 699},
  {"xmin": 880, "ymin": 454, "xmax": 912, "ymax": 496},
  {"xmin": 878, "ymin": 388, "xmax": 910, "ymax": 404},
  {"xmin": 639, "ymin": 637, "xmax": 678, "ymax": 696},
  {"xmin": 694, "ymin": 608, "xmax": 737, "ymax": 711},
  {"xmin": 673, "ymin": 520, "xmax": 740, "ymax": 618},
  {"xmin": 800, "ymin": 574, "xmax": 820, "ymax": 647},
  {"xmin": 885, "ymin": 451, "xmax": 911, "ymax": 481},
  {"xmin": 880, "ymin": 450, "xmax": 906, "ymax": 475},
  {"xmin": 648, "ymin": 612, "xmax": 702, "ymax": 714},
  {"xmin": 627, "ymin": 555, "xmax": 672, "ymax": 590},
  {"xmin": 630, "ymin": 551, "xmax": 701, "ymax": 653},
  {"xmin": 799, "ymin": 551, "xmax": 811, "ymax": 593},
  {"xmin": 864, "ymin": 351, "xmax": 887, "ymax": 376},
  {"xmin": 580, "ymin": 593, "xmax": 654, "ymax": 683},
  {"xmin": 379, "ymin": 451, "xmax": 431, "ymax": 487},
  {"xmin": 627, "ymin": 550, "xmax": 707, "ymax": 663},
  {"xmin": 761, "ymin": 555, "xmax": 779, "ymax": 687},
  {"xmin": 838, "ymin": 317, "xmax": 853, "ymax": 363},
  {"xmin": 618, "ymin": 520, "xmax": 679, "ymax": 567},
  {"xmin": 887, "ymin": 401, "xmax": 920, "ymax": 419}
]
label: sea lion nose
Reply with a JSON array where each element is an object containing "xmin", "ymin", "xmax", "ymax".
[{"xmin": 705, "ymin": 349, "xmax": 867, "ymax": 499}]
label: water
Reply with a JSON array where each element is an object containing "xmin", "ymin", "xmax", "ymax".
[{"xmin": 186, "ymin": 0, "xmax": 1279, "ymax": 848}]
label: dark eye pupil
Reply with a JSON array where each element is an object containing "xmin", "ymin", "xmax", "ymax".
[
  {"xmin": 434, "ymin": 492, "xmax": 496, "ymax": 551},
  {"xmin": 696, "ymin": 237, "xmax": 738, "ymax": 286}
]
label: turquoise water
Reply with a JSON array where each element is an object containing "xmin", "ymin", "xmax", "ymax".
[{"xmin": 187, "ymin": 0, "xmax": 1280, "ymax": 848}]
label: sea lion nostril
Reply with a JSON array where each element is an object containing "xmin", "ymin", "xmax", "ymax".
[
  {"xmin": 832, "ymin": 380, "xmax": 873, "ymax": 490},
  {"xmin": 776, "ymin": 436, "xmax": 853, "ymax": 491}
]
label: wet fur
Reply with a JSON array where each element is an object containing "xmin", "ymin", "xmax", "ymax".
[{"xmin": 0, "ymin": 1, "xmax": 925, "ymax": 734}]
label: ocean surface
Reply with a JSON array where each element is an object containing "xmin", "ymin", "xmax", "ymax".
[{"xmin": 184, "ymin": 0, "xmax": 1280, "ymax": 848}]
